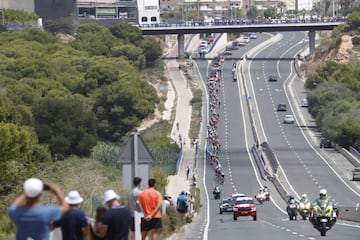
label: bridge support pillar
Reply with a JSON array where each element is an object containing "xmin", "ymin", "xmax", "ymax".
[
  {"xmin": 177, "ymin": 33, "xmax": 185, "ymax": 59},
  {"xmin": 308, "ymin": 31, "xmax": 316, "ymax": 55}
]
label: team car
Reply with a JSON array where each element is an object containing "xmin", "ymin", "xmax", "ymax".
[
  {"xmin": 231, "ymin": 193, "xmax": 246, "ymax": 203},
  {"xmin": 219, "ymin": 198, "xmax": 234, "ymax": 214},
  {"xmin": 233, "ymin": 196, "xmax": 257, "ymax": 221}
]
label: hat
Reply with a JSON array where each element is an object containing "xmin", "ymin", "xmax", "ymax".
[
  {"xmin": 180, "ymin": 190, "xmax": 186, "ymax": 195},
  {"xmin": 23, "ymin": 178, "xmax": 43, "ymax": 198},
  {"xmin": 65, "ymin": 190, "xmax": 84, "ymax": 205},
  {"xmin": 103, "ymin": 190, "xmax": 120, "ymax": 205}
]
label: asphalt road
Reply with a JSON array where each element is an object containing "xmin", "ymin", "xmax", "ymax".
[{"xmin": 186, "ymin": 32, "xmax": 360, "ymax": 240}]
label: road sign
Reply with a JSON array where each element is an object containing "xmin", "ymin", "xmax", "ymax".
[{"xmin": 118, "ymin": 131, "xmax": 153, "ymax": 190}]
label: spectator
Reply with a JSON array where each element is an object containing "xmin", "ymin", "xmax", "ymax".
[
  {"xmin": 186, "ymin": 166, "xmax": 190, "ymax": 180},
  {"xmin": 161, "ymin": 195, "xmax": 172, "ymax": 215},
  {"xmin": 89, "ymin": 205, "xmax": 108, "ymax": 240},
  {"xmin": 138, "ymin": 178, "xmax": 163, "ymax": 240},
  {"xmin": 95, "ymin": 189, "xmax": 131, "ymax": 240},
  {"xmin": 176, "ymin": 191, "xmax": 189, "ymax": 219},
  {"xmin": 8, "ymin": 178, "xmax": 69, "ymax": 240},
  {"xmin": 127, "ymin": 177, "xmax": 142, "ymax": 240},
  {"xmin": 52, "ymin": 190, "xmax": 89, "ymax": 240}
]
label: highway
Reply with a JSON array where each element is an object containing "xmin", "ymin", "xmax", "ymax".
[{"xmin": 189, "ymin": 32, "xmax": 360, "ymax": 240}]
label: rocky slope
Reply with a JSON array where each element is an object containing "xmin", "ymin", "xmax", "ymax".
[{"xmin": 305, "ymin": 34, "xmax": 358, "ymax": 76}]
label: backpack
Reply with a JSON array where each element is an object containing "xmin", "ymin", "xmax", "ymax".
[{"xmin": 177, "ymin": 198, "xmax": 188, "ymax": 212}]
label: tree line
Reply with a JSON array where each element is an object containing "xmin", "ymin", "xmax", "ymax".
[
  {"xmin": 0, "ymin": 21, "xmax": 163, "ymax": 196},
  {"xmin": 305, "ymin": 11, "xmax": 360, "ymax": 150}
]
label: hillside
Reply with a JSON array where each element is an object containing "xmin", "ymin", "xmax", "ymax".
[{"xmin": 304, "ymin": 33, "xmax": 359, "ymax": 76}]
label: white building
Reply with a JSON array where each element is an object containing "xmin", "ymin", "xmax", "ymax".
[
  {"xmin": 298, "ymin": 0, "xmax": 313, "ymax": 11},
  {"xmin": 137, "ymin": 0, "xmax": 160, "ymax": 24}
]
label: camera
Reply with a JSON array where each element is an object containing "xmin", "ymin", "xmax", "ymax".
[{"xmin": 43, "ymin": 183, "xmax": 50, "ymax": 191}]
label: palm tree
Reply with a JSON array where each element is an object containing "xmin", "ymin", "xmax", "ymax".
[
  {"xmin": 311, "ymin": 1, "xmax": 323, "ymax": 17},
  {"xmin": 276, "ymin": 1, "xmax": 287, "ymax": 18}
]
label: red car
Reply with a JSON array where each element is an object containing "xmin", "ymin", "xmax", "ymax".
[{"xmin": 233, "ymin": 197, "xmax": 257, "ymax": 221}]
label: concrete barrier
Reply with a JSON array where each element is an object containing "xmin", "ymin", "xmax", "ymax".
[
  {"xmin": 251, "ymin": 145, "xmax": 267, "ymax": 180},
  {"xmin": 337, "ymin": 206, "xmax": 360, "ymax": 222},
  {"xmin": 337, "ymin": 146, "xmax": 360, "ymax": 168}
]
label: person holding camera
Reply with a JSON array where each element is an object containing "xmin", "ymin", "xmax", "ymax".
[{"xmin": 8, "ymin": 177, "xmax": 69, "ymax": 240}]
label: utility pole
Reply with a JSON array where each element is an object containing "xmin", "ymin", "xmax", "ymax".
[
  {"xmin": 1, "ymin": 0, "xmax": 5, "ymax": 26},
  {"xmin": 197, "ymin": 0, "xmax": 200, "ymax": 22}
]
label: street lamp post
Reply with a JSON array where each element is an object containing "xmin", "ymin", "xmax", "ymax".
[{"xmin": 1, "ymin": 0, "xmax": 5, "ymax": 26}]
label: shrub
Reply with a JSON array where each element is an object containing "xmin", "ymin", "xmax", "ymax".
[
  {"xmin": 90, "ymin": 141, "xmax": 121, "ymax": 167},
  {"xmin": 352, "ymin": 36, "xmax": 360, "ymax": 46}
]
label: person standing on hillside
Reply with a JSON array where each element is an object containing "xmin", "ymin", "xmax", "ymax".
[
  {"xmin": 137, "ymin": 178, "xmax": 163, "ymax": 240},
  {"xmin": 8, "ymin": 178, "xmax": 69, "ymax": 240},
  {"xmin": 96, "ymin": 189, "xmax": 132, "ymax": 240},
  {"xmin": 176, "ymin": 191, "xmax": 189, "ymax": 219},
  {"xmin": 186, "ymin": 166, "xmax": 190, "ymax": 180},
  {"xmin": 127, "ymin": 177, "xmax": 142, "ymax": 240},
  {"xmin": 52, "ymin": 190, "xmax": 89, "ymax": 240}
]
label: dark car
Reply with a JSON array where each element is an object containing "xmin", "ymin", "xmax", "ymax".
[
  {"xmin": 277, "ymin": 104, "xmax": 287, "ymax": 111},
  {"xmin": 268, "ymin": 75, "xmax": 277, "ymax": 82},
  {"xmin": 219, "ymin": 198, "xmax": 234, "ymax": 214},
  {"xmin": 223, "ymin": 50, "xmax": 233, "ymax": 55},
  {"xmin": 320, "ymin": 137, "xmax": 331, "ymax": 148}
]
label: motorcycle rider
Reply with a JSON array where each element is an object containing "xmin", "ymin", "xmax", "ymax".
[
  {"xmin": 300, "ymin": 194, "xmax": 309, "ymax": 204},
  {"xmin": 287, "ymin": 194, "xmax": 297, "ymax": 204},
  {"xmin": 213, "ymin": 186, "xmax": 221, "ymax": 199},
  {"xmin": 257, "ymin": 188, "xmax": 264, "ymax": 198},
  {"xmin": 298, "ymin": 193, "xmax": 311, "ymax": 219},
  {"xmin": 263, "ymin": 186, "xmax": 270, "ymax": 200},
  {"xmin": 310, "ymin": 189, "xmax": 337, "ymax": 225},
  {"xmin": 287, "ymin": 194, "xmax": 298, "ymax": 220}
]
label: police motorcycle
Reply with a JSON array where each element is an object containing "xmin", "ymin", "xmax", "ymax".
[
  {"xmin": 309, "ymin": 189, "xmax": 338, "ymax": 236},
  {"xmin": 298, "ymin": 194, "xmax": 311, "ymax": 220},
  {"xmin": 286, "ymin": 195, "xmax": 298, "ymax": 220},
  {"xmin": 263, "ymin": 186, "xmax": 270, "ymax": 201},
  {"xmin": 255, "ymin": 187, "xmax": 270, "ymax": 204},
  {"xmin": 213, "ymin": 186, "xmax": 221, "ymax": 200}
]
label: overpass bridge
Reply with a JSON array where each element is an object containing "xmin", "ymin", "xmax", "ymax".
[{"xmin": 139, "ymin": 22, "xmax": 344, "ymax": 58}]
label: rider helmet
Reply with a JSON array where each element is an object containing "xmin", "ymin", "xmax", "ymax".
[
  {"xmin": 319, "ymin": 189, "xmax": 327, "ymax": 200},
  {"xmin": 301, "ymin": 194, "xmax": 307, "ymax": 200}
]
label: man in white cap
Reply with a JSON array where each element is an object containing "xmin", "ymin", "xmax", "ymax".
[
  {"xmin": 52, "ymin": 190, "xmax": 89, "ymax": 240},
  {"xmin": 8, "ymin": 177, "xmax": 69, "ymax": 240},
  {"xmin": 95, "ymin": 189, "xmax": 132, "ymax": 240}
]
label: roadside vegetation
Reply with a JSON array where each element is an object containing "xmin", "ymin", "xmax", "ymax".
[
  {"xmin": 305, "ymin": 10, "xmax": 360, "ymax": 150},
  {"xmin": 0, "ymin": 10, "xmax": 187, "ymax": 238}
]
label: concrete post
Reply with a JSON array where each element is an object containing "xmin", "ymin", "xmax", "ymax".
[
  {"xmin": 178, "ymin": 33, "xmax": 185, "ymax": 59},
  {"xmin": 308, "ymin": 31, "xmax": 316, "ymax": 55}
]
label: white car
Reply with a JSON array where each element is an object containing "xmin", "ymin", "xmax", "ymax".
[
  {"xmin": 242, "ymin": 37, "xmax": 250, "ymax": 43},
  {"xmin": 283, "ymin": 114, "xmax": 295, "ymax": 124},
  {"xmin": 301, "ymin": 98, "xmax": 309, "ymax": 107}
]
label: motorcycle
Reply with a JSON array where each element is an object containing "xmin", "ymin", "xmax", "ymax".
[
  {"xmin": 287, "ymin": 201, "xmax": 298, "ymax": 220},
  {"xmin": 213, "ymin": 186, "xmax": 221, "ymax": 200},
  {"xmin": 310, "ymin": 202, "xmax": 337, "ymax": 236},
  {"xmin": 298, "ymin": 201, "xmax": 311, "ymax": 220},
  {"xmin": 255, "ymin": 192, "xmax": 270, "ymax": 204}
]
